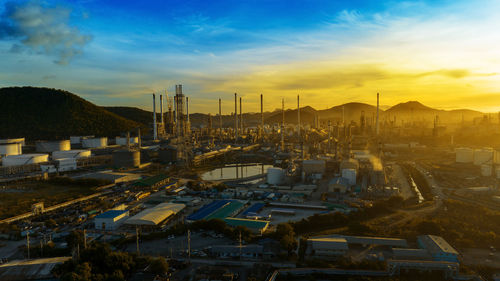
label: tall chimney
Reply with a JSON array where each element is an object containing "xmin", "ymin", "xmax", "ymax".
[
  {"xmin": 153, "ymin": 93, "xmax": 157, "ymax": 140},
  {"xmin": 376, "ymin": 92, "xmax": 380, "ymax": 136},
  {"xmin": 260, "ymin": 94, "xmax": 264, "ymax": 139},
  {"xmin": 297, "ymin": 94, "xmax": 300, "ymax": 138},
  {"xmin": 186, "ymin": 96, "xmax": 190, "ymax": 135},
  {"xmin": 219, "ymin": 98, "xmax": 222, "ymax": 138},
  {"xmin": 126, "ymin": 131, "xmax": 130, "ymax": 149},
  {"xmin": 137, "ymin": 128, "xmax": 141, "ymax": 148},
  {"xmin": 234, "ymin": 93, "xmax": 238, "ymax": 141},
  {"xmin": 281, "ymin": 98, "xmax": 285, "ymax": 151},
  {"xmin": 160, "ymin": 94, "xmax": 164, "ymax": 125},
  {"xmin": 239, "ymin": 97, "xmax": 243, "ymax": 134}
]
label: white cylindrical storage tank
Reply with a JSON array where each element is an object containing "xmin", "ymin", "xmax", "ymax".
[
  {"xmin": 481, "ymin": 164, "xmax": 492, "ymax": 177},
  {"xmin": 82, "ymin": 137, "xmax": 107, "ymax": 148},
  {"xmin": 36, "ymin": 140, "xmax": 71, "ymax": 153},
  {"xmin": 267, "ymin": 167, "xmax": 284, "ymax": 185},
  {"xmin": 455, "ymin": 147, "xmax": 474, "ymax": 163},
  {"xmin": 474, "ymin": 148, "xmax": 494, "ymax": 166},
  {"xmin": 115, "ymin": 137, "xmax": 139, "ymax": 146},
  {"xmin": 341, "ymin": 168, "xmax": 357, "ymax": 185},
  {"xmin": 2, "ymin": 154, "xmax": 49, "ymax": 166},
  {"xmin": 52, "ymin": 149, "xmax": 91, "ymax": 160},
  {"xmin": 495, "ymin": 167, "xmax": 500, "ymax": 179},
  {"xmin": 0, "ymin": 142, "xmax": 22, "ymax": 156}
]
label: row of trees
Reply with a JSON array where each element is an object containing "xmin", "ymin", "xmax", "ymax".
[{"xmin": 52, "ymin": 243, "xmax": 168, "ymax": 281}]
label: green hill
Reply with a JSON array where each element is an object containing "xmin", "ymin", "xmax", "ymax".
[{"xmin": 0, "ymin": 87, "xmax": 142, "ymax": 140}]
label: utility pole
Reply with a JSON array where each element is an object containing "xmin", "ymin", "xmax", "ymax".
[
  {"xmin": 27, "ymin": 231, "xmax": 30, "ymax": 259},
  {"xmin": 136, "ymin": 226, "xmax": 140, "ymax": 255},
  {"xmin": 40, "ymin": 240, "xmax": 43, "ymax": 257},
  {"xmin": 188, "ymin": 230, "xmax": 191, "ymax": 263},
  {"xmin": 83, "ymin": 229, "xmax": 87, "ymax": 249}
]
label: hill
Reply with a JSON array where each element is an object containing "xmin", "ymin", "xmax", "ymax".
[
  {"xmin": 385, "ymin": 101, "xmax": 484, "ymax": 123},
  {"xmin": 104, "ymin": 106, "xmax": 156, "ymax": 126},
  {"xmin": 0, "ymin": 87, "xmax": 142, "ymax": 140},
  {"xmin": 318, "ymin": 102, "xmax": 380, "ymax": 123}
]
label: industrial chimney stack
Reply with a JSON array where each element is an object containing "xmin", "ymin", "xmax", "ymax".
[
  {"xmin": 234, "ymin": 93, "xmax": 238, "ymax": 141},
  {"xmin": 153, "ymin": 93, "xmax": 157, "ymax": 140},
  {"xmin": 376, "ymin": 92, "xmax": 380, "ymax": 136}
]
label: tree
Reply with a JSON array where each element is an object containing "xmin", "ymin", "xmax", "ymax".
[{"xmin": 150, "ymin": 257, "xmax": 169, "ymax": 275}]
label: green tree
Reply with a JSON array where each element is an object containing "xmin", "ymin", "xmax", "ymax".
[{"xmin": 150, "ymin": 257, "xmax": 169, "ymax": 275}]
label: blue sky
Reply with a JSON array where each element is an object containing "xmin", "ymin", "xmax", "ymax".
[{"xmin": 1, "ymin": 0, "xmax": 499, "ymax": 113}]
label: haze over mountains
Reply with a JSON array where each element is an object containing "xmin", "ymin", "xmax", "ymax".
[{"xmin": 0, "ymin": 87, "xmax": 488, "ymax": 139}]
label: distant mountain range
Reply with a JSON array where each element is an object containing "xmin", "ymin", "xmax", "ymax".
[{"xmin": 0, "ymin": 87, "xmax": 488, "ymax": 139}]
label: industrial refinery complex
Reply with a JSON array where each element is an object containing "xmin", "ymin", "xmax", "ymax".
[{"xmin": 1, "ymin": 85, "xmax": 500, "ymax": 281}]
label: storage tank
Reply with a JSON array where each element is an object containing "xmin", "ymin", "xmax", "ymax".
[
  {"xmin": 82, "ymin": 137, "xmax": 107, "ymax": 148},
  {"xmin": 70, "ymin": 135, "xmax": 94, "ymax": 145},
  {"xmin": 52, "ymin": 149, "xmax": 91, "ymax": 160},
  {"xmin": 36, "ymin": 140, "xmax": 71, "ymax": 153},
  {"xmin": 267, "ymin": 167, "xmax": 284, "ymax": 185},
  {"xmin": 473, "ymin": 148, "xmax": 494, "ymax": 166},
  {"xmin": 2, "ymin": 154, "xmax": 49, "ymax": 166},
  {"xmin": 0, "ymin": 138, "xmax": 25, "ymax": 145},
  {"xmin": 112, "ymin": 149, "xmax": 140, "ymax": 168},
  {"xmin": 481, "ymin": 164, "xmax": 492, "ymax": 177},
  {"xmin": 455, "ymin": 147, "xmax": 474, "ymax": 163},
  {"xmin": 0, "ymin": 142, "xmax": 22, "ymax": 156},
  {"xmin": 115, "ymin": 137, "xmax": 139, "ymax": 146},
  {"xmin": 159, "ymin": 145, "xmax": 178, "ymax": 164},
  {"xmin": 341, "ymin": 168, "xmax": 357, "ymax": 185}
]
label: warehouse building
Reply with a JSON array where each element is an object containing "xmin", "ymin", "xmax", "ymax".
[
  {"xmin": 186, "ymin": 200, "xmax": 244, "ymax": 222},
  {"xmin": 417, "ymin": 235, "xmax": 459, "ymax": 262},
  {"xmin": 94, "ymin": 210, "xmax": 129, "ymax": 230},
  {"xmin": 125, "ymin": 202, "xmax": 185, "ymax": 227},
  {"xmin": 134, "ymin": 174, "xmax": 170, "ymax": 189},
  {"xmin": 312, "ymin": 235, "xmax": 408, "ymax": 248},
  {"xmin": 306, "ymin": 237, "xmax": 349, "ymax": 257}
]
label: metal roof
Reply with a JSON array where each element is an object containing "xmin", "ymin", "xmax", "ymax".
[
  {"xmin": 418, "ymin": 235, "xmax": 458, "ymax": 255},
  {"xmin": 224, "ymin": 217, "xmax": 270, "ymax": 230},
  {"xmin": 125, "ymin": 203, "xmax": 185, "ymax": 226},
  {"xmin": 95, "ymin": 210, "xmax": 128, "ymax": 219}
]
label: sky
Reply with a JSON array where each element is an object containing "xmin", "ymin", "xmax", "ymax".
[{"xmin": 0, "ymin": 0, "xmax": 499, "ymax": 113}]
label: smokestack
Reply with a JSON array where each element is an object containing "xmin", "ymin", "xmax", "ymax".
[
  {"xmin": 281, "ymin": 98, "xmax": 285, "ymax": 151},
  {"xmin": 160, "ymin": 94, "xmax": 164, "ymax": 125},
  {"xmin": 186, "ymin": 96, "xmax": 190, "ymax": 135},
  {"xmin": 234, "ymin": 93, "xmax": 238, "ymax": 141},
  {"xmin": 297, "ymin": 95, "xmax": 300, "ymax": 138},
  {"xmin": 342, "ymin": 105, "xmax": 345, "ymax": 126},
  {"xmin": 239, "ymin": 97, "xmax": 243, "ymax": 134},
  {"xmin": 260, "ymin": 94, "xmax": 264, "ymax": 139},
  {"xmin": 376, "ymin": 92, "xmax": 380, "ymax": 136},
  {"xmin": 126, "ymin": 131, "xmax": 130, "ymax": 149},
  {"xmin": 219, "ymin": 98, "xmax": 222, "ymax": 138},
  {"xmin": 153, "ymin": 93, "xmax": 157, "ymax": 140}
]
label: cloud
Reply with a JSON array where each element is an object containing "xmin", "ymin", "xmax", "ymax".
[{"xmin": 0, "ymin": 0, "xmax": 92, "ymax": 64}]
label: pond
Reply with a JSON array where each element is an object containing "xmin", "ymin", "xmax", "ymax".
[{"xmin": 201, "ymin": 163, "xmax": 273, "ymax": 181}]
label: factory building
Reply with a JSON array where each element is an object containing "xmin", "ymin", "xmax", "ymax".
[
  {"xmin": 306, "ymin": 237, "xmax": 349, "ymax": 257},
  {"xmin": 186, "ymin": 200, "xmax": 245, "ymax": 222},
  {"xmin": 134, "ymin": 174, "xmax": 170, "ymax": 189},
  {"xmin": 312, "ymin": 235, "xmax": 408, "ymax": 248},
  {"xmin": 302, "ymin": 160, "xmax": 326, "ymax": 175},
  {"xmin": 94, "ymin": 210, "xmax": 129, "ymax": 230},
  {"xmin": 2, "ymin": 153, "xmax": 49, "ymax": 166},
  {"xmin": 473, "ymin": 148, "xmax": 494, "ymax": 166},
  {"xmin": 341, "ymin": 168, "xmax": 357, "ymax": 185},
  {"xmin": 125, "ymin": 203, "xmax": 185, "ymax": 226},
  {"xmin": 417, "ymin": 235, "xmax": 459, "ymax": 263},
  {"xmin": 36, "ymin": 140, "xmax": 71, "ymax": 153}
]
